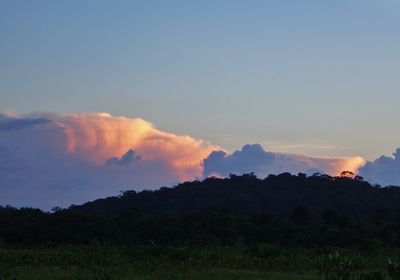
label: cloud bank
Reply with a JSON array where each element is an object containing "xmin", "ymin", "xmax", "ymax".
[
  {"xmin": 202, "ymin": 144, "xmax": 365, "ymax": 178},
  {"xmin": 0, "ymin": 113, "xmax": 217, "ymax": 208},
  {"xmin": 359, "ymin": 148, "xmax": 400, "ymax": 186},
  {"xmin": 54, "ymin": 113, "xmax": 218, "ymax": 179},
  {"xmin": 1, "ymin": 112, "xmax": 398, "ymax": 209}
]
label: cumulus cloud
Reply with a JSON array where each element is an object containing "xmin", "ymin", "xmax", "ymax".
[
  {"xmin": 203, "ymin": 144, "xmax": 365, "ymax": 178},
  {"xmin": 359, "ymin": 148, "xmax": 400, "ymax": 186},
  {"xmin": 54, "ymin": 113, "xmax": 217, "ymax": 179},
  {"xmin": 106, "ymin": 149, "xmax": 141, "ymax": 166},
  {"xmin": 0, "ymin": 113, "xmax": 218, "ymax": 209},
  {"xmin": 0, "ymin": 116, "xmax": 50, "ymax": 131},
  {"xmin": 0, "ymin": 112, "xmax": 372, "ymax": 210}
]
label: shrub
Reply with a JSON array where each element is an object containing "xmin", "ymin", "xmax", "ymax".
[
  {"xmin": 388, "ymin": 258, "xmax": 400, "ymax": 280},
  {"xmin": 358, "ymin": 271, "xmax": 386, "ymax": 280},
  {"xmin": 358, "ymin": 239, "xmax": 383, "ymax": 255},
  {"xmin": 248, "ymin": 243, "xmax": 281, "ymax": 260}
]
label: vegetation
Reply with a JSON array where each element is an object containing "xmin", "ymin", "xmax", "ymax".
[
  {"xmin": 1, "ymin": 172, "xmax": 400, "ymax": 278},
  {"xmin": 68, "ymin": 172, "xmax": 400, "ymax": 222},
  {"xmin": 0, "ymin": 245, "xmax": 399, "ymax": 279},
  {"xmin": 1, "ymin": 173, "xmax": 400, "ymax": 247}
]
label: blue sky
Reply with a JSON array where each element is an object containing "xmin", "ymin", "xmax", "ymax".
[{"xmin": 1, "ymin": 0, "xmax": 399, "ymax": 160}]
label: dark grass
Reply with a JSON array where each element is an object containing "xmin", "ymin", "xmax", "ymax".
[{"xmin": 0, "ymin": 245, "xmax": 397, "ymax": 279}]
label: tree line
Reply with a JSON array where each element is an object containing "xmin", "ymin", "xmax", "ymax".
[{"xmin": 1, "ymin": 172, "xmax": 400, "ymax": 248}]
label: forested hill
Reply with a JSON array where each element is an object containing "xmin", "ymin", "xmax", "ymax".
[
  {"xmin": 2, "ymin": 172, "xmax": 400, "ymax": 246},
  {"xmin": 67, "ymin": 173, "xmax": 400, "ymax": 221}
]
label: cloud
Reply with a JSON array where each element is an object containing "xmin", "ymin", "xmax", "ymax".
[
  {"xmin": 359, "ymin": 148, "xmax": 400, "ymax": 186},
  {"xmin": 54, "ymin": 113, "xmax": 218, "ymax": 179},
  {"xmin": 0, "ymin": 112, "xmax": 371, "ymax": 210},
  {"xmin": 0, "ymin": 116, "xmax": 50, "ymax": 131},
  {"xmin": 203, "ymin": 144, "xmax": 275, "ymax": 176},
  {"xmin": 203, "ymin": 144, "xmax": 365, "ymax": 178},
  {"xmin": 106, "ymin": 149, "xmax": 141, "ymax": 166},
  {"xmin": 0, "ymin": 113, "xmax": 218, "ymax": 209}
]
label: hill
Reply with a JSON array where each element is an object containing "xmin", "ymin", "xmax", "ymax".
[
  {"xmin": 68, "ymin": 173, "xmax": 400, "ymax": 221},
  {"xmin": 1, "ymin": 172, "xmax": 400, "ymax": 247}
]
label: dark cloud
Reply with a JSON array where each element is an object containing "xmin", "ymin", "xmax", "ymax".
[
  {"xmin": 203, "ymin": 144, "xmax": 275, "ymax": 177},
  {"xmin": 359, "ymin": 148, "xmax": 400, "ymax": 186},
  {"xmin": 203, "ymin": 144, "xmax": 364, "ymax": 178},
  {"xmin": 106, "ymin": 149, "xmax": 141, "ymax": 166},
  {"xmin": 0, "ymin": 117, "xmax": 50, "ymax": 131},
  {"xmin": 0, "ymin": 113, "xmax": 214, "ymax": 209}
]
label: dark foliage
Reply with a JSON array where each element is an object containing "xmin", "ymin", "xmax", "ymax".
[
  {"xmin": 67, "ymin": 173, "xmax": 400, "ymax": 220},
  {"xmin": 1, "ymin": 173, "xmax": 400, "ymax": 247}
]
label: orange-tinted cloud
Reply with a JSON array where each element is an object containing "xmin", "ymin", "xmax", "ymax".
[
  {"xmin": 53, "ymin": 113, "xmax": 219, "ymax": 180},
  {"xmin": 281, "ymin": 154, "xmax": 366, "ymax": 176},
  {"xmin": 326, "ymin": 156, "xmax": 366, "ymax": 175},
  {"xmin": 0, "ymin": 113, "xmax": 369, "ymax": 209}
]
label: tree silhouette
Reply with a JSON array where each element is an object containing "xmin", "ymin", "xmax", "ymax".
[{"xmin": 340, "ymin": 170, "xmax": 354, "ymax": 178}]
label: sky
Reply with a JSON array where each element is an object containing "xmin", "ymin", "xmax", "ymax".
[{"xmin": 1, "ymin": 1, "xmax": 400, "ymax": 208}]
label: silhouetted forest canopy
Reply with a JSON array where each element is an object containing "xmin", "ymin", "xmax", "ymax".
[{"xmin": 1, "ymin": 172, "xmax": 400, "ymax": 248}]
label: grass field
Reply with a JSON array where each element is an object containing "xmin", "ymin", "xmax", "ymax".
[{"xmin": 0, "ymin": 245, "xmax": 398, "ymax": 279}]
